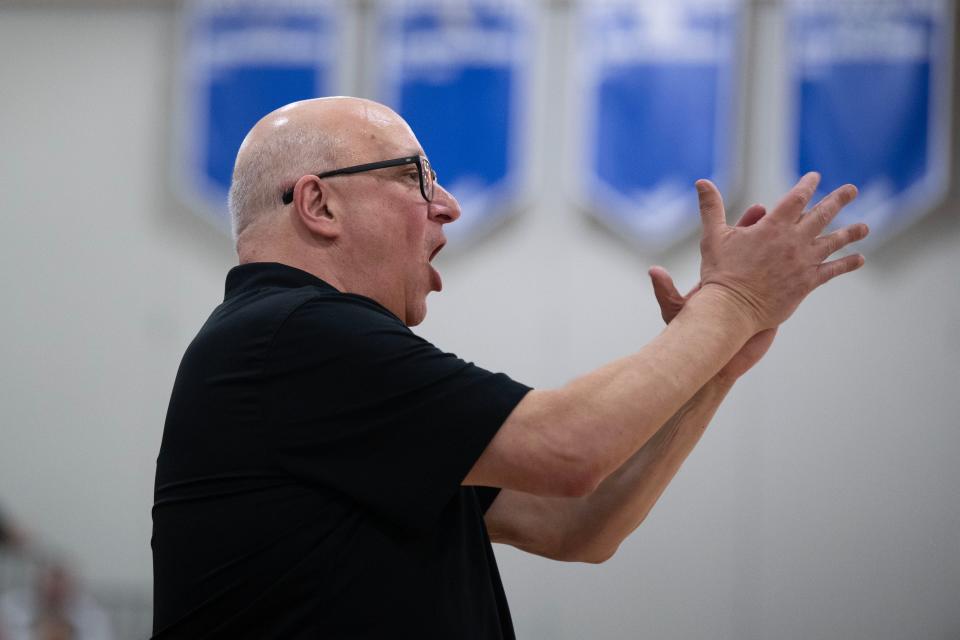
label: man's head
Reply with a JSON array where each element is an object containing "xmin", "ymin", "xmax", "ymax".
[{"xmin": 229, "ymin": 97, "xmax": 460, "ymax": 326}]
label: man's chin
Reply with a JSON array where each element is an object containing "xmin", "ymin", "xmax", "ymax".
[{"xmin": 405, "ymin": 300, "xmax": 428, "ymax": 327}]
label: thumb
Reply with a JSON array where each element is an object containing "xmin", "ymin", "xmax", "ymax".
[
  {"xmin": 648, "ymin": 266, "xmax": 683, "ymax": 324},
  {"xmin": 695, "ymin": 179, "xmax": 727, "ymax": 235}
]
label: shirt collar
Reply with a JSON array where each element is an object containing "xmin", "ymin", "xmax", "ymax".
[{"xmin": 224, "ymin": 262, "xmax": 337, "ymax": 299}]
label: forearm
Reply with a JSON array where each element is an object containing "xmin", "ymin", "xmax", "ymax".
[
  {"xmin": 560, "ymin": 376, "xmax": 734, "ymax": 562},
  {"xmin": 549, "ymin": 285, "xmax": 752, "ymax": 487}
]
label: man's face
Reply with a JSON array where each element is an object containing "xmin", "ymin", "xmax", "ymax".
[{"xmin": 328, "ymin": 114, "xmax": 460, "ymax": 326}]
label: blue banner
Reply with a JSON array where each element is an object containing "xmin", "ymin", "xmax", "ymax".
[
  {"xmin": 177, "ymin": 0, "xmax": 341, "ymax": 230},
  {"xmin": 787, "ymin": 0, "xmax": 953, "ymax": 248},
  {"xmin": 578, "ymin": 0, "xmax": 746, "ymax": 248},
  {"xmin": 375, "ymin": 0, "xmax": 534, "ymax": 247}
]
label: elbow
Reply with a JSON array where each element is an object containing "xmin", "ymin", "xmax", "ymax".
[
  {"xmin": 557, "ymin": 537, "xmax": 619, "ymax": 564},
  {"xmin": 552, "ymin": 458, "xmax": 604, "ymax": 498},
  {"xmin": 547, "ymin": 426, "xmax": 609, "ymax": 499},
  {"xmin": 573, "ymin": 545, "xmax": 618, "ymax": 564},
  {"xmin": 586, "ymin": 547, "xmax": 617, "ymax": 564},
  {"xmin": 523, "ymin": 388, "xmax": 612, "ymax": 498}
]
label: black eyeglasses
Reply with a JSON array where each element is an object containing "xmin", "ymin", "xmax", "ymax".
[{"xmin": 281, "ymin": 155, "xmax": 436, "ymax": 205}]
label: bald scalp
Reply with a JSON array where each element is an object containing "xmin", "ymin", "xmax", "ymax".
[{"xmin": 228, "ymin": 97, "xmax": 409, "ymax": 243}]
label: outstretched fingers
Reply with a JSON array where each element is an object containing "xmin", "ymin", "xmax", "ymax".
[
  {"xmin": 696, "ymin": 179, "xmax": 727, "ymax": 236},
  {"xmin": 817, "ymin": 223, "xmax": 870, "ymax": 260},
  {"xmin": 771, "ymin": 172, "xmax": 821, "ymax": 223},
  {"xmin": 816, "ymin": 253, "xmax": 866, "ymax": 286},
  {"xmin": 804, "ymin": 184, "xmax": 858, "ymax": 235}
]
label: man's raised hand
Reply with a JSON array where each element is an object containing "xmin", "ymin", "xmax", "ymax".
[
  {"xmin": 650, "ymin": 202, "xmax": 768, "ymax": 325},
  {"xmin": 696, "ymin": 173, "xmax": 869, "ymax": 332},
  {"xmin": 649, "ymin": 202, "xmax": 776, "ymax": 381}
]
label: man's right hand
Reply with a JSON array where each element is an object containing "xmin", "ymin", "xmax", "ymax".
[{"xmin": 696, "ymin": 172, "xmax": 869, "ymax": 332}]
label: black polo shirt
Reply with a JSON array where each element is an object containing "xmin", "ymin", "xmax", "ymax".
[{"xmin": 152, "ymin": 262, "xmax": 531, "ymax": 639}]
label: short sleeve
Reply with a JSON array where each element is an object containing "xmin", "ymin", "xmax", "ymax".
[{"xmin": 263, "ymin": 295, "xmax": 530, "ymax": 532}]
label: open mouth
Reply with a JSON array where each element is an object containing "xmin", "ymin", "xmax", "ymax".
[{"xmin": 429, "ymin": 241, "xmax": 446, "ymax": 263}]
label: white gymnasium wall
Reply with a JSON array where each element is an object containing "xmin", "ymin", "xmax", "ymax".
[{"xmin": 0, "ymin": 3, "xmax": 958, "ymax": 639}]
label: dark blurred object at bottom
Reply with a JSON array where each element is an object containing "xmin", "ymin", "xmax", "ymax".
[{"xmin": 0, "ymin": 506, "xmax": 27, "ymax": 549}]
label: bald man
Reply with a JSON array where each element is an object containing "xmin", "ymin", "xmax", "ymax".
[{"xmin": 152, "ymin": 97, "xmax": 868, "ymax": 639}]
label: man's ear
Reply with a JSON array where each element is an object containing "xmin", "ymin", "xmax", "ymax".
[{"xmin": 292, "ymin": 175, "xmax": 340, "ymax": 240}]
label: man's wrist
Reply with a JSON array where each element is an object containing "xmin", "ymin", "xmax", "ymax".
[{"xmin": 682, "ymin": 282, "xmax": 761, "ymax": 339}]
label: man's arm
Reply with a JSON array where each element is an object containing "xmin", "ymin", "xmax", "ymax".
[
  {"xmin": 464, "ymin": 285, "xmax": 757, "ymax": 498},
  {"xmin": 465, "ymin": 174, "xmax": 867, "ymax": 499},
  {"xmin": 481, "ymin": 260, "xmax": 779, "ymax": 562},
  {"xmin": 483, "ymin": 375, "xmax": 733, "ymax": 563},
  {"xmin": 484, "ymin": 264, "xmax": 780, "ymax": 562}
]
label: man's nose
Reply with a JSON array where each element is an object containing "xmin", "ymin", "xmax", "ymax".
[{"xmin": 429, "ymin": 183, "xmax": 461, "ymax": 224}]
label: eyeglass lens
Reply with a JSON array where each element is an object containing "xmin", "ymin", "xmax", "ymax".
[{"xmin": 422, "ymin": 157, "xmax": 435, "ymax": 202}]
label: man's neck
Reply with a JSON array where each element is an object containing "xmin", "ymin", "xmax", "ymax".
[
  {"xmin": 239, "ymin": 251, "xmax": 347, "ymax": 293},
  {"xmin": 237, "ymin": 246, "xmax": 408, "ymax": 324}
]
